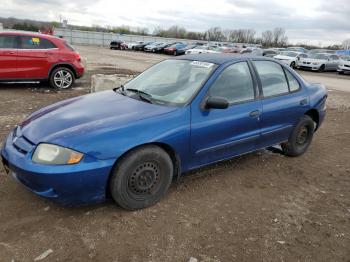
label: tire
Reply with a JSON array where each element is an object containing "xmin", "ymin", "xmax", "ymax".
[
  {"xmin": 290, "ymin": 61, "xmax": 296, "ymax": 68},
  {"xmin": 109, "ymin": 145, "xmax": 173, "ymax": 210},
  {"xmin": 318, "ymin": 65, "xmax": 325, "ymax": 72},
  {"xmin": 281, "ymin": 115, "xmax": 315, "ymax": 157},
  {"xmin": 174, "ymin": 51, "xmax": 177, "ymax": 56},
  {"xmin": 49, "ymin": 67, "xmax": 75, "ymax": 89},
  {"xmin": 338, "ymin": 71, "xmax": 344, "ymax": 75}
]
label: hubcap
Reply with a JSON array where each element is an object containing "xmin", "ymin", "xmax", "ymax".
[
  {"xmin": 296, "ymin": 126, "xmax": 309, "ymax": 146},
  {"xmin": 54, "ymin": 70, "xmax": 72, "ymax": 89},
  {"xmin": 128, "ymin": 162, "xmax": 160, "ymax": 195}
]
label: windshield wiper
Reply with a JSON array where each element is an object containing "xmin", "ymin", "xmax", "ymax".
[{"xmin": 125, "ymin": 88, "xmax": 154, "ymax": 104}]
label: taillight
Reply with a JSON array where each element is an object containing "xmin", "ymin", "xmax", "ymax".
[{"xmin": 74, "ymin": 53, "xmax": 81, "ymax": 62}]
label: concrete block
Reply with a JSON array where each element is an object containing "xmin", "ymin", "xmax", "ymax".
[{"xmin": 91, "ymin": 74, "xmax": 134, "ymax": 93}]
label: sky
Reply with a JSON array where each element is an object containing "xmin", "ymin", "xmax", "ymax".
[{"xmin": 1, "ymin": 0, "xmax": 349, "ymax": 46}]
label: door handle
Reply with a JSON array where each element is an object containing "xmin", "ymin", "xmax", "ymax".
[
  {"xmin": 4, "ymin": 51, "xmax": 15, "ymax": 55},
  {"xmin": 249, "ymin": 110, "xmax": 260, "ymax": 118},
  {"xmin": 300, "ymin": 98, "xmax": 308, "ymax": 106}
]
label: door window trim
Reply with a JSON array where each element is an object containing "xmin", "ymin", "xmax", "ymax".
[
  {"xmin": 17, "ymin": 35, "xmax": 58, "ymax": 50},
  {"xmin": 203, "ymin": 60, "xmax": 260, "ymax": 107},
  {"xmin": 250, "ymin": 59, "xmax": 303, "ymax": 100}
]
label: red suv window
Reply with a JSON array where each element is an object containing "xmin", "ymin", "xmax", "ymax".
[
  {"xmin": 0, "ymin": 35, "xmax": 17, "ymax": 49},
  {"xmin": 18, "ymin": 36, "xmax": 57, "ymax": 49}
]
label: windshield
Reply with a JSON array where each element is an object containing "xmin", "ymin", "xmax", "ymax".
[
  {"xmin": 124, "ymin": 60, "xmax": 217, "ymax": 106},
  {"xmin": 280, "ymin": 51, "xmax": 298, "ymax": 57},
  {"xmin": 310, "ymin": 53, "xmax": 328, "ymax": 60}
]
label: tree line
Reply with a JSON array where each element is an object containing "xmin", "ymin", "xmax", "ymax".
[{"xmin": 153, "ymin": 26, "xmax": 288, "ymax": 47}]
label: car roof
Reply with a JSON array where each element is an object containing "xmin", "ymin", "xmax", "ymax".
[
  {"xmin": 0, "ymin": 30, "xmax": 61, "ymax": 41},
  {"xmin": 174, "ymin": 53, "xmax": 269, "ymax": 65}
]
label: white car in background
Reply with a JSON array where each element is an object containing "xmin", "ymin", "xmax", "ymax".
[
  {"xmin": 273, "ymin": 51, "xmax": 308, "ymax": 68},
  {"xmin": 337, "ymin": 56, "xmax": 350, "ymax": 74},
  {"xmin": 296, "ymin": 53, "xmax": 341, "ymax": 72},
  {"xmin": 185, "ymin": 46, "xmax": 221, "ymax": 55},
  {"xmin": 127, "ymin": 41, "xmax": 144, "ymax": 50}
]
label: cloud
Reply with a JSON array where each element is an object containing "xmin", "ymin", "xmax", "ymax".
[{"xmin": 0, "ymin": 0, "xmax": 349, "ymax": 45}]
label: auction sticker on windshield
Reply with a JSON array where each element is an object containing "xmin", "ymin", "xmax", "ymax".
[{"xmin": 190, "ymin": 61, "xmax": 215, "ymax": 68}]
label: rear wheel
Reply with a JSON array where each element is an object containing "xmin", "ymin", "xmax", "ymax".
[
  {"xmin": 281, "ymin": 115, "xmax": 315, "ymax": 157},
  {"xmin": 109, "ymin": 145, "xmax": 173, "ymax": 210},
  {"xmin": 49, "ymin": 67, "xmax": 75, "ymax": 89}
]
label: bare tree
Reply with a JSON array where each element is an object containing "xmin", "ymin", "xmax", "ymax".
[
  {"xmin": 342, "ymin": 39, "xmax": 350, "ymax": 49},
  {"xmin": 205, "ymin": 27, "xmax": 226, "ymax": 41},
  {"xmin": 261, "ymin": 30, "xmax": 273, "ymax": 47},
  {"xmin": 272, "ymin": 27, "xmax": 288, "ymax": 47}
]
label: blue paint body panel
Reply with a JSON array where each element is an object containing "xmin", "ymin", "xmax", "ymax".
[{"xmin": 1, "ymin": 54, "xmax": 327, "ymax": 205}]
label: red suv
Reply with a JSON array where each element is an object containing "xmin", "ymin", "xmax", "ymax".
[{"xmin": 0, "ymin": 31, "xmax": 84, "ymax": 89}]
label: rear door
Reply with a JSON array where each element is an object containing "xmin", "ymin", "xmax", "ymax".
[
  {"xmin": 252, "ymin": 60, "xmax": 309, "ymax": 147},
  {"xmin": 0, "ymin": 35, "xmax": 18, "ymax": 79},
  {"xmin": 17, "ymin": 36, "xmax": 59, "ymax": 79}
]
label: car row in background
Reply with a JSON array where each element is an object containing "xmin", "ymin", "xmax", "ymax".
[{"xmin": 109, "ymin": 40, "xmax": 350, "ymax": 74}]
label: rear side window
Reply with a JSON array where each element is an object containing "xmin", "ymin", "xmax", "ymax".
[
  {"xmin": 285, "ymin": 70, "xmax": 300, "ymax": 92},
  {"xmin": 253, "ymin": 61, "xmax": 289, "ymax": 97},
  {"xmin": 0, "ymin": 35, "xmax": 17, "ymax": 49},
  {"xmin": 209, "ymin": 62, "xmax": 255, "ymax": 104},
  {"xmin": 63, "ymin": 41, "xmax": 75, "ymax": 51},
  {"xmin": 18, "ymin": 36, "xmax": 57, "ymax": 49}
]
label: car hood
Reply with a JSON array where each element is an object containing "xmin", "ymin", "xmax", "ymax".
[{"xmin": 20, "ymin": 90, "xmax": 177, "ymax": 145}]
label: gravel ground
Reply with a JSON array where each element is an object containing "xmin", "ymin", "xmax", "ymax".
[{"xmin": 0, "ymin": 46, "xmax": 349, "ymax": 262}]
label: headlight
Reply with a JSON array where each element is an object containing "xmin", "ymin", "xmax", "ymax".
[
  {"xmin": 312, "ymin": 62, "xmax": 319, "ymax": 65},
  {"xmin": 32, "ymin": 144, "xmax": 84, "ymax": 165}
]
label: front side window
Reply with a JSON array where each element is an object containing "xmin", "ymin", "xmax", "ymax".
[
  {"xmin": 19, "ymin": 36, "xmax": 57, "ymax": 49},
  {"xmin": 253, "ymin": 60, "xmax": 289, "ymax": 97},
  {"xmin": 0, "ymin": 35, "xmax": 17, "ymax": 49},
  {"xmin": 208, "ymin": 62, "xmax": 255, "ymax": 104},
  {"xmin": 124, "ymin": 59, "xmax": 217, "ymax": 106}
]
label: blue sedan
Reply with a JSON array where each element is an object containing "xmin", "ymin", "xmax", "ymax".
[{"xmin": 1, "ymin": 54, "xmax": 327, "ymax": 210}]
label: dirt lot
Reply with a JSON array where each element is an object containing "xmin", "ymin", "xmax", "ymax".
[{"xmin": 0, "ymin": 46, "xmax": 349, "ymax": 262}]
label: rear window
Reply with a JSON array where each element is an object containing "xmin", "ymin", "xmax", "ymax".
[
  {"xmin": 64, "ymin": 41, "xmax": 75, "ymax": 51},
  {"xmin": 253, "ymin": 60, "xmax": 289, "ymax": 97},
  {"xmin": 0, "ymin": 35, "xmax": 17, "ymax": 49},
  {"xmin": 18, "ymin": 36, "xmax": 57, "ymax": 49}
]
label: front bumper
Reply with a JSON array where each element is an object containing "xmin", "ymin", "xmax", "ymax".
[
  {"xmin": 1, "ymin": 130, "xmax": 115, "ymax": 206},
  {"xmin": 337, "ymin": 65, "xmax": 350, "ymax": 72},
  {"xmin": 297, "ymin": 63, "xmax": 321, "ymax": 71}
]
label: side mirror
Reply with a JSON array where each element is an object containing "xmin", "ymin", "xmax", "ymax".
[{"xmin": 205, "ymin": 96, "xmax": 229, "ymax": 109}]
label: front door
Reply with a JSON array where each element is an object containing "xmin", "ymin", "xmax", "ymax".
[
  {"xmin": 191, "ymin": 61, "xmax": 262, "ymax": 167},
  {"xmin": 0, "ymin": 35, "xmax": 18, "ymax": 79}
]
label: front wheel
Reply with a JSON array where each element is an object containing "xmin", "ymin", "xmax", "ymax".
[
  {"xmin": 290, "ymin": 61, "xmax": 296, "ymax": 68},
  {"xmin": 109, "ymin": 145, "xmax": 173, "ymax": 210},
  {"xmin": 318, "ymin": 65, "xmax": 325, "ymax": 72},
  {"xmin": 49, "ymin": 67, "xmax": 75, "ymax": 89},
  {"xmin": 281, "ymin": 115, "xmax": 315, "ymax": 157}
]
